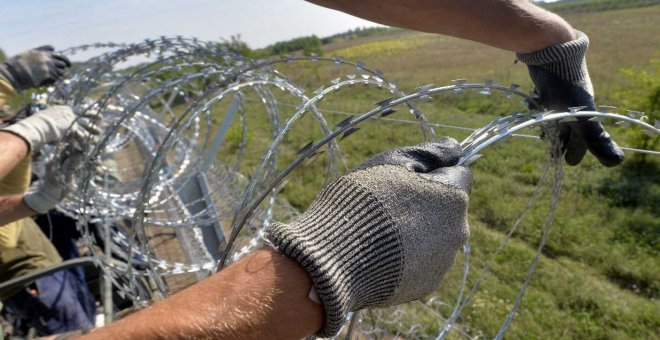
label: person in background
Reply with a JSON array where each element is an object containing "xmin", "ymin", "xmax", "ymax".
[
  {"xmin": 35, "ymin": 210, "xmax": 97, "ymax": 329},
  {"xmin": 0, "ymin": 46, "xmax": 95, "ymax": 336},
  {"xmin": 0, "ymin": 45, "xmax": 80, "ymax": 224}
]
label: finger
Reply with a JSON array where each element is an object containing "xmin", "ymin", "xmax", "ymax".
[
  {"xmin": 51, "ymin": 53, "xmax": 72, "ymax": 68},
  {"xmin": 560, "ymin": 123, "xmax": 587, "ymax": 166},
  {"xmin": 395, "ymin": 138, "xmax": 462, "ymax": 172},
  {"xmin": 40, "ymin": 77, "xmax": 56, "ymax": 87},
  {"xmin": 573, "ymin": 119, "xmax": 624, "ymax": 167},
  {"xmin": 353, "ymin": 137, "xmax": 462, "ymax": 173},
  {"xmin": 53, "ymin": 68, "xmax": 65, "ymax": 79},
  {"xmin": 50, "ymin": 70, "xmax": 64, "ymax": 83},
  {"xmin": 35, "ymin": 45, "xmax": 55, "ymax": 52},
  {"xmin": 53, "ymin": 59, "xmax": 69, "ymax": 70},
  {"xmin": 82, "ymin": 110, "xmax": 103, "ymax": 121},
  {"xmin": 76, "ymin": 117, "xmax": 102, "ymax": 136},
  {"xmin": 419, "ymin": 165, "xmax": 473, "ymax": 194}
]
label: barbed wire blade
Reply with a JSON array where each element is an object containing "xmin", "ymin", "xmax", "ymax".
[
  {"xmin": 335, "ymin": 116, "xmax": 354, "ymax": 128},
  {"xmin": 380, "ymin": 108, "xmax": 396, "ymax": 117},
  {"xmin": 415, "ymin": 84, "xmax": 434, "ymax": 94},
  {"xmin": 340, "ymin": 127, "xmax": 360, "ymax": 141},
  {"xmin": 626, "ymin": 110, "xmax": 644, "ymax": 119},
  {"xmin": 599, "ymin": 105, "xmax": 617, "ymax": 113},
  {"xmin": 615, "ymin": 120, "xmax": 632, "ymax": 128},
  {"xmin": 296, "ymin": 141, "xmax": 314, "ymax": 155},
  {"xmin": 463, "ymin": 154, "xmax": 483, "ymax": 166},
  {"xmin": 568, "ymin": 106, "xmax": 588, "ymax": 114},
  {"xmin": 559, "ymin": 117, "xmax": 579, "ymax": 123},
  {"xmin": 376, "ymin": 97, "xmax": 394, "ymax": 108}
]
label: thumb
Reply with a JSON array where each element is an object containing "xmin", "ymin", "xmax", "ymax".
[
  {"xmin": 561, "ymin": 124, "xmax": 588, "ymax": 166},
  {"xmin": 572, "ymin": 119, "xmax": 624, "ymax": 167},
  {"xmin": 51, "ymin": 53, "xmax": 72, "ymax": 68},
  {"xmin": 35, "ymin": 45, "xmax": 55, "ymax": 52},
  {"xmin": 419, "ymin": 166, "xmax": 472, "ymax": 194}
]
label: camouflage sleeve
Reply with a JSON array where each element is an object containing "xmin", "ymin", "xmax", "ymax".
[
  {"xmin": 0, "ymin": 157, "xmax": 32, "ymax": 248},
  {"xmin": 0, "ymin": 78, "xmax": 18, "ymax": 118}
]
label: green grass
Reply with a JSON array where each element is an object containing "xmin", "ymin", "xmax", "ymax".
[{"xmin": 542, "ymin": 0, "xmax": 660, "ymax": 13}]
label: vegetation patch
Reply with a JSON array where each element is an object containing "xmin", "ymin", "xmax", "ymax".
[{"xmin": 331, "ymin": 38, "xmax": 430, "ymax": 60}]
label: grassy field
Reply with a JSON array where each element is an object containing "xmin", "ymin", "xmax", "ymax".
[{"xmin": 208, "ymin": 4, "xmax": 660, "ymax": 339}]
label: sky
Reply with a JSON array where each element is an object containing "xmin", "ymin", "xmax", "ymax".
[{"xmin": 0, "ymin": 0, "xmax": 381, "ymax": 60}]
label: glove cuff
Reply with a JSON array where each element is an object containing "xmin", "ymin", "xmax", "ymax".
[
  {"xmin": 266, "ymin": 177, "xmax": 404, "ymax": 337},
  {"xmin": 516, "ymin": 30, "xmax": 589, "ymax": 84},
  {"xmin": 0, "ymin": 122, "xmax": 38, "ymax": 151}
]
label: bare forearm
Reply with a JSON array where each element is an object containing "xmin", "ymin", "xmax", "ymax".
[
  {"xmin": 308, "ymin": 0, "xmax": 575, "ymax": 52},
  {"xmin": 0, "ymin": 194, "xmax": 35, "ymax": 226},
  {"xmin": 84, "ymin": 249, "xmax": 324, "ymax": 339},
  {"xmin": 0, "ymin": 131, "xmax": 29, "ymax": 181}
]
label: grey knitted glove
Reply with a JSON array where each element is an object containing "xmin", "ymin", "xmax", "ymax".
[
  {"xmin": 0, "ymin": 46, "xmax": 71, "ymax": 91},
  {"xmin": 517, "ymin": 30, "xmax": 624, "ymax": 167},
  {"xmin": 0, "ymin": 105, "xmax": 99, "ymax": 152},
  {"xmin": 266, "ymin": 137, "xmax": 471, "ymax": 337}
]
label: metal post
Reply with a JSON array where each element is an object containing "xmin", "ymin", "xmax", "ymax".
[{"xmin": 102, "ymin": 173, "xmax": 114, "ymax": 324}]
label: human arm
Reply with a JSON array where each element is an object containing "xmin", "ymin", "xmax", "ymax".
[
  {"xmin": 309, "ymin": 0, "xmax": 624, "ymax": 167},
  {"xmin": 308, "ymin": 0, "xmax": 574, "ymax": 52},
  {"xmin": 84, "ymin": 248, "xmax": 324, "ymax": 340}
]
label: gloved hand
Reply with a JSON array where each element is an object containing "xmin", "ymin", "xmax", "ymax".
[
  {"xmin": 0, "ymin": 105, "xmax": 99, "ymax": 152},
  {"xmin": 22, "ymin": 157, "xmax": 72, "ymax": 214},
  {"xmin": 0, "ymin": 45, "xmax": 71, "ymax": 91},
  {"xmin": 22, "ymin": 115, "xmax": 100, "ymax": 214},
  {"xmin": 266, "ymin": 137, "xmax": 471, "ymax": 337},
  {"xmin": 517, "ymin": 30, "xmax": 624, "ymax": 167}
]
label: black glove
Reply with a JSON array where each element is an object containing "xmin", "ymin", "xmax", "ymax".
[
  {"xmin": 517, "ymin": 30, "xmax": 624, "ymax": 167},
  {"xmin": 0, "ymin": 45, "xmax": 71, "ymax": 91},
  {"xmin": 266, "ymin": 137, "xmax": 471, "ymax": 337}
]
